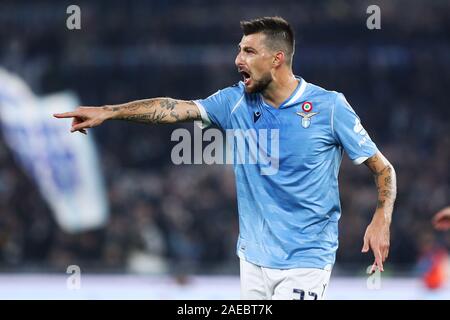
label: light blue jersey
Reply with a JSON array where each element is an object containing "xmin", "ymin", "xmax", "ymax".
[{"xmin": 194, "ymin": 77, "xmax": 378, "ymax": 269}]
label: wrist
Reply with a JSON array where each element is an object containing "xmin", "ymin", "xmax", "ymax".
[
  {"xmin": 372, "ymin": 209, "xmax": 391, "ymax": 226},
  {"xmin": 102, "ymin": 105, "xmax": 121, "ymax": 120}
]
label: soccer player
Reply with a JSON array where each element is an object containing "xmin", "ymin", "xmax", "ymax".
[
  {"xmin": 54, "ymin": 17, "xmax": 397, "ymax": 300},
  {"xmin": 433, "ymin": 207, "xmax": 450, "ymax": 231}
]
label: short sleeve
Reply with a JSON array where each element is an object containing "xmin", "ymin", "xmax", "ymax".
[
  {"xmin": 332, "ymin": 93, "xmax": 378, "ymax": 165},
  {"xmin": 194, "ymin": 83, "xmax": 244, "ymax": 130}
]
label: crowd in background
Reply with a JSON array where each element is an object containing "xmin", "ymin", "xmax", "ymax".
[{"xmin": 0, "ymin": 0, "xmax": 449, "ymax": 275}]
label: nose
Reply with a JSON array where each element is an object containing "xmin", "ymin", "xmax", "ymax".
[{"xmin": 235, "ymin": 52, "xmax": 243, "ymax": 68}]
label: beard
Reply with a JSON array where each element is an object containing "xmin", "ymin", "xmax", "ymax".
[{"xmin": 245, "ymin": 72, "xmax": 272, "ymax": 94}]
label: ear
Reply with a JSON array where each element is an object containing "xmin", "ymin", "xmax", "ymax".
[{"xmin": 272, "ymin": 51, "xmax": 285, "ymax": 67}]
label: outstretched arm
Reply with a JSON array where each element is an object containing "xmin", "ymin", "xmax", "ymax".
[
  {"xmin": 53, "ymin": 98, "xmax": 201, "ymax": 134},
  {"xmin": 361, "ymin": 151, "xmax": 397, "ymax": 272}
]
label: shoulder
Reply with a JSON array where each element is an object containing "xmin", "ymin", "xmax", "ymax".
[
  {"xmin": 197, "ymin": 82, "xmax": 248, "ymax": 120},
  {"xmin": 221, "ymin": 81, "xmax": 259, "ymax": 111},
  {"xmin": 304, "ymin": 81, "xmax": 356, "ymax": 113},
  {"xmin": 304, "ymin": 82, "xmax": 342, "ymax": 102},
  {"xmin": 301, "ymin": 81, "xmax": 346, "ymax": 116},
  {"xmin": 220, "ymin": 81, "xmax": 246, "ymax": 98}
]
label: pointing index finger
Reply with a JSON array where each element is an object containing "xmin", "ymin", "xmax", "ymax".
[
  {"xmin": 53, "ymin": 111, "xmax": 78, "ymax": 118},
  {"xmin": 375, "ymin": 248, "xmax": 384, "ymax": 272}
]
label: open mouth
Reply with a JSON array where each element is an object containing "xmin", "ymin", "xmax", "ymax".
[{"xmin": 239, "ymin": 70, "xmax": 251, "ymax": 86}]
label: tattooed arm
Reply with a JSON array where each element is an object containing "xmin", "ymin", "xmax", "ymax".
[
  {"xmin": 53, "ymin": 98, "xmax": 201, "ymax": 134},
  {"xmin": 361, "ymin": 151, "xmax": 397, "ymax": 273}
]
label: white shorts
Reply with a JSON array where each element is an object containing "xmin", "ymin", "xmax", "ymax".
[{"xmin": 240, "ymin": 258, "xmax": 332, "ymax": 300}]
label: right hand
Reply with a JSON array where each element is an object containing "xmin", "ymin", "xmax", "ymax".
[
  {"xmin": 53, "ymin": 106, "xmax": 111, "ymax": 134},
  {"xmin": 432, "ymin": 206, "xmax": 450, "ymax": 231}
]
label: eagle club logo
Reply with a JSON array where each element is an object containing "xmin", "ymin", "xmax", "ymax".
[{"xmin": 297, "ymin": 102, "xmax": 318, "ymax": 128}]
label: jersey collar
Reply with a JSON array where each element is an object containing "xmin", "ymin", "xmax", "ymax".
[
  {"xmin": 259, "ymin": 76, "xmax": 308, "ymax": 109},
  {"xmin": 281, "ymin": 77, "xmax": 307, "ymax": 108}
]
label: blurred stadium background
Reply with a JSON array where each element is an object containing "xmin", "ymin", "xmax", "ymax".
[{"xmin": 0, "ymin": 0, "xmax": 449, "ymax": 299}]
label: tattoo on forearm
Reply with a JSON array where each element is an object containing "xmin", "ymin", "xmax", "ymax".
[
  {"xmin": 365, "ymin": 155, "xmax": 397, "ymax": 211},
  {"xmin": 377, "ymin": 199, "xmax": 385, "ymax": 209},
  {"xmin": 170, "ymin": 111, "xmax": 181, "ymax": 121},
  {"xmin": 160, "ymin": 99, "xmax": 178, "ymax": 111},
  {"xmin": 375, "ymin": 166, "xmax": 396, "ymax": 210},
  {"xmin": 103, "ymin": 99, "xmax": 199, "ymax": 124}
]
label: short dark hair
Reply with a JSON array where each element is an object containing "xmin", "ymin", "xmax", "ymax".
[{"xmin": 240, "ymin": 16, "xmax": 295, "ymax": 65}]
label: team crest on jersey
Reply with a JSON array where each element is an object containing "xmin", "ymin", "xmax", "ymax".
[{"xmin": 296, "ymin": 104, "xmax": 318, "ymax": 128}]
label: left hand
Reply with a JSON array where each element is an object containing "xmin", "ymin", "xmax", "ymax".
[{"xmin": 361, "ymin": 212, "xmax": 390, "ymax": 273}]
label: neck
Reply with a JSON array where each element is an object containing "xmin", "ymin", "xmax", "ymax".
[{"xmin": 261, "ymin": 69, "xmax": 298, "ymax": 108}]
